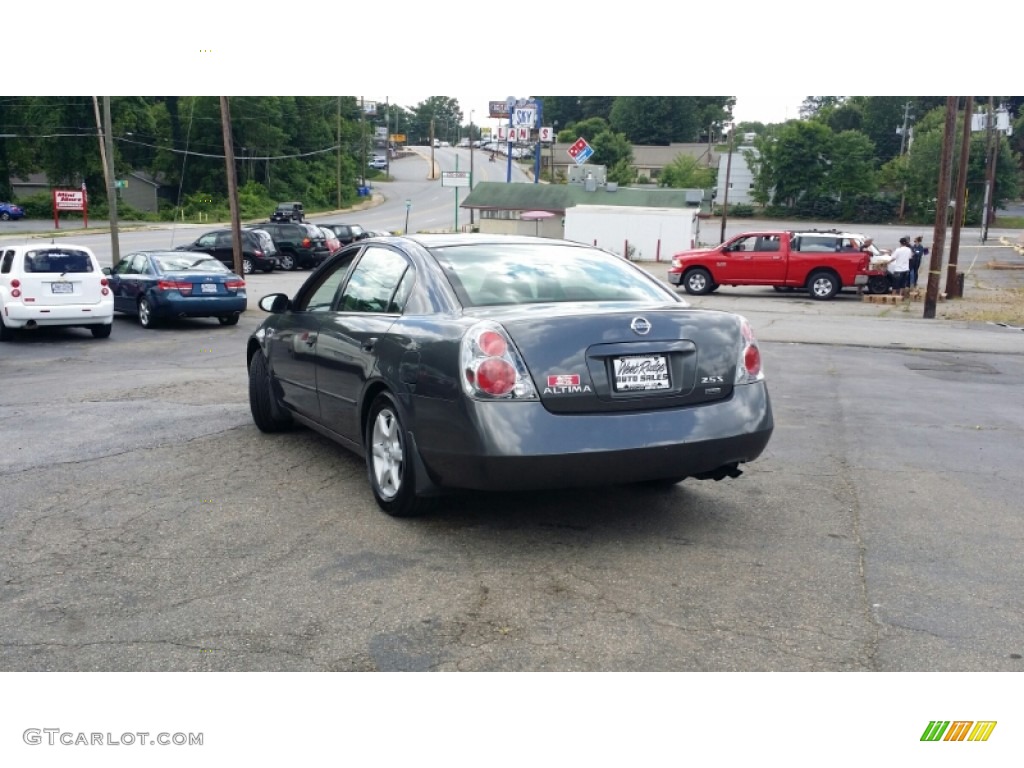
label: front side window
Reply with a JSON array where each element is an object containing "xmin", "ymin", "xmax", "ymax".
[
  {"xmin": 339, "ymin": 246, "xmax": 409, "ymax": 314},
  {"xmin": 300, "ymin": 251, "xmax": 360, "ymax": 312}
]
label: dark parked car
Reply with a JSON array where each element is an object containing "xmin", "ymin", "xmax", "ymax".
[
  {"xmin": 257, "ymin": 221, "xmax": 331, "ymax": 270},
  {"xmin": 106, "ymin": 251, "xmax": 246, "ymax": 328},
  {"xmin": 1, "ymin": 201, "xmax": 26, "ymax": 221},
  {"xmin": 176, "ymin": 229, "xmax": 276, "ymax": 274},
  {"xmin": 320, "ymin": 222, "xmax": 368, "ymax": 246},
  {"xmin": 270, "ymin": 201, "xmax": 304, "ymax": 222},
  {"xmin": 247, "ymin": 234, "xmax": 774, "ymax": 517}
]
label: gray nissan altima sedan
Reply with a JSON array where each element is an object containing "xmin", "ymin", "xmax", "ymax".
[{"xmin": 246, "ymin": 233, "xmax": 774, "ymax": 517}]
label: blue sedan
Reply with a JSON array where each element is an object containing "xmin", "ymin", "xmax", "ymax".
[
  {"xmin": 1, "ymin": 201, "xmax": 25, "ymax": 221},
  {"xmin": 105, "ymin": 251, "xmax": 247, "ymax": 328}
]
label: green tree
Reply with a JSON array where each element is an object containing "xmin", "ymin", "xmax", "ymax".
[
  {"xmin": 566, "ymin": 117, "xmax": 610, "ymax": 143},
  {"xmin": 658, "ymin": 154, "xmax": 715, "ymax": 189},
  {"xmin": 609, "ymin": 97, "xmax": 706, "ymax": 145},
  {"xmin": 590, "ymin": 129, "xmax": 633, "ymax": 183},
  {"xmin": 829, "ymin": 130, "xmax": 876, "ymax": 200},
  {"xmin": 767, "ymin": 120, "xmax": 834, "ymax": 205}
]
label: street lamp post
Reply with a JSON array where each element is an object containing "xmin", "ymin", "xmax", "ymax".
[{"xmin": 469, "ymin": 110, "xmax": 475, "ymax": 229}]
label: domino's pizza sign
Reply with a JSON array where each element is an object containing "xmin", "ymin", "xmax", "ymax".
[{"xmin": 567, "ymin": 137, "xmax": 593, "ymax": 165}]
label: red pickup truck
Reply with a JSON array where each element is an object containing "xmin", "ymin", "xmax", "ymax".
[{"xmin": 668, "ymin": 229, "xmax": 873, "ymax": 300}]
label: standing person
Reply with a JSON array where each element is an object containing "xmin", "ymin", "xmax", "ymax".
[
  {"xmin": 888, "ymin": 237, "xmax": 913, "ymax": 297},
  {"xmin": 910, "ymin": 236, "xmax": 929, "ymax": 288}
]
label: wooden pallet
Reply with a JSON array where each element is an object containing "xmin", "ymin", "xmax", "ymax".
[{"xmin": 862, "ymin": 290, "xmax": 942, "ymax": 304}]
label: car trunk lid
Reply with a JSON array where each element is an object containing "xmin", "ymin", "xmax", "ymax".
[{"xmin": 492, "ymin": 304, "xmax": 742, "ymax": 414}]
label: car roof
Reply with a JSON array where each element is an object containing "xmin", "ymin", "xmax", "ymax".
[{"xmin": 404, "ymin": 233, "xmax": 592, "ymax": 249}]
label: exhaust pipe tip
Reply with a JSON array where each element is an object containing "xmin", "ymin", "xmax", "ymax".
[{"xmin": 694, "ymin": 463, "xmax": 743, "ymax": 481}]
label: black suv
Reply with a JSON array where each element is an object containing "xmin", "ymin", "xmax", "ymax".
[
  {"xmin": 258, "ymin": 221, "xmax": 331, "ymax": 270},
  {"xmin": 270, "ymin": 202, "xmax": 304, "ymax": 222},
  {"xmin": 321, "ymin": 222, "xmax": 368, "ymax": 246},
  {"xmin": 176, "ymin": 229, "xmax": 277, "ymax": 274}
]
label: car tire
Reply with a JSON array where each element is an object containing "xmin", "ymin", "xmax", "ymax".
[
  {"xmin": 248, "ymin": 350, "xmax": 293, "ymax": 432},
  {"xmin": 683, "ymin": 268, "xmax": 713, "ymax": 295},
  {"xmin": 366, "ymin": 393, "xmax": 431, "ymax": 518},
  {"xmin": 807, "ymin": 270, "xmax": 839, "ymax": 300},
  {"xmin": 91, "ymin": 324, "xmax": 112, "ymax": 339},
  {"xmin": 0, "ymin": 315, "xmax": 14, "ymax": 341},
  {"xmin": 867, "ymin": 275, "xmax": 891, "ymax": 294},
  {"xmin": 218, "ymin": 314, "xmax": 239, "ymax": 326},
  {"xmin": 0, "ymin": 212, "xmax": 10, "ymax": 221},
  {"xmin": 138, "ymin": 297, "xmax": 156, "ymax": 328},
  {"xmin": 242, "ymin": 257, "xmax": 254, "ymax": 275},
  {"xmin": 278, "ymin": 252, "xmax": 296, "ymax": 271}
]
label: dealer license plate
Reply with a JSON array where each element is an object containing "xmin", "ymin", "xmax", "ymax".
[
  {"xmin": 201, "ymin": 283, "xmax": 218, "ymax": 294},
  {"xmin": 51, "ymin": 282, "xmax": 73, "ymax": 294},
  {"xmin": 613, "ymin": 354, "xmax": 670, "ymax": 392}
]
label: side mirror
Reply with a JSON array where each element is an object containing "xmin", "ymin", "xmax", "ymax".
[
  {"xmin": 102, "ymin": 267, "xmax": 112, "ymax": 275},
  {"xmin": 259, "ymin": 293, "xmax": 291, "ymax": 313}
]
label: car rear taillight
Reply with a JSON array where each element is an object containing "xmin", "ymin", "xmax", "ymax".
[
  {"xmin": 735, "ymin": 317, "xmax": 764, "ymax": 384},
  {"xmin": 225, "ymin": 279, "xmax": 245, "ymax": 291},
  {"xmin": 460, "ymin": 321, "xmax": 538, "ymax": 400},
  {"xmin": 302, "ymin": 238, "xmax": 311, "ymax": 248},
  {"xmin": 10, "ymin": 278, "xmax": 20, "ymax": 298},
  {"xmin": 157, "ymin": 280, "xmax": 193, "ymax": 295},
  {"xmin": 100, "ymin": 277, "xmax": 109, "ymax": 296}
]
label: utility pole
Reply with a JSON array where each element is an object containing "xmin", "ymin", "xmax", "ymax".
[
  {"xmin": 219, "ymin": 96, "xmax": 243, "ymax": 276},
  {"xmin": 719, "ymin": 127, "xmax": 734, "ymax": 244},
  {"xmin": 946, "ymin": 97, "xmax": 973, "ymax": 299},
  {"xmin": 897, "ymin": 100, "xmax": 912, "ymax": 222},
  {"xmin": 469, "ymin": 110, "xmax": 475, "ymax": 229},
  {"xmin": 336, "ymin": 96, "xmax": 341, "ymax": 210},
  {"xmin": 429, "ymin": 118, "xmax": 436, "ymax": 179},
  {"xmin": 102, "ymin": 97, "xmax": 121, "ymax": 268},
  {"xmin": 924, "ymin": 97, "xmax": 958, "ymax": 319},
  {"xmin": 981, "ymin": 96, "xmax": 997, "ymax": 242}
]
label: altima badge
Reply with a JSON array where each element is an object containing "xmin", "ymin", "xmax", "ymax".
[{"xmin": 630, "ymin": 317, "xmax": 651, "ymax": 335}]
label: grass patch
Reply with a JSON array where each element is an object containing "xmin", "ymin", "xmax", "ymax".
[{"xmin": 938, "ymin": 286, "xmax": 1024, "ymax": 324}]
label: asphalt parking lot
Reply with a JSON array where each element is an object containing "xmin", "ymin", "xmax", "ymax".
[{"xmin": 1, "ymin": 250, "xmax": 1022, "ymax": 673}]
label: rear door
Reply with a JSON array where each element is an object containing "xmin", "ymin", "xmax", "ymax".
[{"xmin": 721, "ymin": 233, "xmax": 786, "ymax": 284}]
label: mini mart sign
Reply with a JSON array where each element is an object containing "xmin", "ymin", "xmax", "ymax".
[{"xmin": 52, "ymin": 187, "xmax": 88, "ymax": 228}]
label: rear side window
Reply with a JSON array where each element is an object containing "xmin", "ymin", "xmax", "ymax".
[
  {"xmin": 23, "ymin": 248, "xmax": 94, "ymax": 273},
  {"xmin": 795, "ymin": 236, "xmax": 839, "ymax": 253},
  {"xmin": 1, "ymin": 250, "xmax": 14, "ymax": 274}
]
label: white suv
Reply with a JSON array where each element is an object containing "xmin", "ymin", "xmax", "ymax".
[{"xmin": 0, "ymin": 244, "xmax": 115, "ymax": 340}]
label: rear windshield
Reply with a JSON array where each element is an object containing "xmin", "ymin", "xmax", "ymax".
[
  {"xmin": 23, "ymin": 249, "xmax": 94, "ymax": 273},
  {"xmin": 153, "ymin": 254, "xmax": 230, "ymax": 273},
  {"xmin": 430, "ymin": 242, "xmax": 679, "ymax": 307}
]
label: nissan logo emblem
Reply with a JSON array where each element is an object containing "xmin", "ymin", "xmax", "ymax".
[{"xmin": 630, "ymin": 317, "xmax": 651, "ymax": 335}]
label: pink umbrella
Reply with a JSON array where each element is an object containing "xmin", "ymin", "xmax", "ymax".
[{"xmin": 519, "ymin": 210, "xmax": 557, "ymax": 235}]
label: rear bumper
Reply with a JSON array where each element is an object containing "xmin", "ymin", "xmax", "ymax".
[
  {"xmin": 4, "ymin": 301, "xmax": 114, "ymax": 327},
  {"xmin": 149, "ymin": 293, "xmax": 246, "ymax": 318},
  {"xmin": 413, "ymin": 382, "xmax": 774, "ymax": 491}
]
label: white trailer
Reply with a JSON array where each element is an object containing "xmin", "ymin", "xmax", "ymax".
[{"xmin": 562, "ymin": 204, "xmax": 699, "ymax": 262}]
